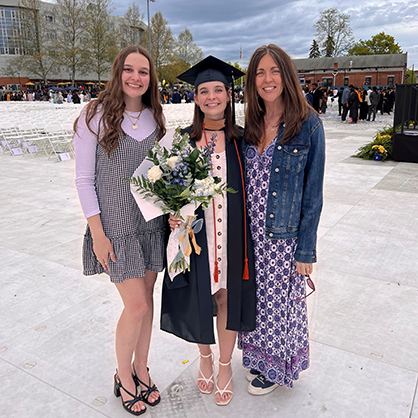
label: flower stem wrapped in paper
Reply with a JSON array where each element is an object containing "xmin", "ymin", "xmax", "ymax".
[{"xmin": 125, "ymin": 128, "xmax": 235, "ymax": 279}]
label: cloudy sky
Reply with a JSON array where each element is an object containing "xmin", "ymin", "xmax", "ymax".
[{"xmin": 110, "ymin": 0, "xmax": 418, "ymax": 69}]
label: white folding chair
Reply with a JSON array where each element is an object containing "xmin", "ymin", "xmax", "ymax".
[
  {"xmin": 45, "ymin": 124, "xmax": 74, "ymax": 160},
  {"xmin": 0, "ymin": 122, "xmax": 23, "ymax": 156},
  {"xmin": 18, "ymin": 122, "xmax": 49, "ymax": 157}
]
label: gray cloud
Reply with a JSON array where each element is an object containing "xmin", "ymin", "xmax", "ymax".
[{"xmin": 51, "ymin": 0, "xmax": 417, "ymax": 68}]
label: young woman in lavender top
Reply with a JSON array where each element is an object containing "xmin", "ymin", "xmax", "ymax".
[
  {"xmin": 239, "ymin": 44, "xmax": 325, "ymax": 395},
  {"xmin": 74, "ymin": 45, "xmax": 166, "ymax": 416}
]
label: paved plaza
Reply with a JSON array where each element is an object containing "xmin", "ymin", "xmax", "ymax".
[{"xmin": 1, "ymin": 103, "xmax": 418, "ymax": 418}]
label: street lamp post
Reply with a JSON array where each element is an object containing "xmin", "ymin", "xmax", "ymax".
[
  {"xmin": 146, "ymin": 0, "xmax": 154, "ymax": 54},
  {"xmin": 17, "ymin": 65, "xmax": 21, "ymax": 91}
]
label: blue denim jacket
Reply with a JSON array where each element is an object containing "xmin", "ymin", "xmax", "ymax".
[{"xmin": 244, "ymin": 112, "xmax": 325, "ymax": 263}]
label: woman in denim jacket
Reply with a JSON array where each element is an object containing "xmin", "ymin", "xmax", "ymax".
[{"xmin": 238, "ymin": 44, "xmax": 325, "ymax": 395}]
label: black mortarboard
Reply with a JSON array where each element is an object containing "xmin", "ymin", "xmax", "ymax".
[{"xmin": 177, "ymin": 55, "xmax": 245, "ymax": 88}]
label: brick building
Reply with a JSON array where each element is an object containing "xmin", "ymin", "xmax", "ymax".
[{"xmin": 293, "ymin": 54, "xmax": 408, "ymax": 88}]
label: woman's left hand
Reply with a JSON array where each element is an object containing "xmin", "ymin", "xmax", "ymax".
[{"xmin": 295, "ymin": 261, "xmax": 313, "ymax": 276}]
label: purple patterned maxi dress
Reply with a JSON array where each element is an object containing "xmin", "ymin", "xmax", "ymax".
[{"xmin": 238, "ymin": 140, "xmax": 310, "ymax": 387}]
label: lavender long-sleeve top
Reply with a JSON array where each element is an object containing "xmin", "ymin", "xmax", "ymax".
[{"xmin": 74, "ymin": 106, "xmax": 157, "ymax": 219}]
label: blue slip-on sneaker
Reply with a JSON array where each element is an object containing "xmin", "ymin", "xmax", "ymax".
[
  {"xmin": 246, "ymin": 368, "xmax": 261, "ymax": 382},
  {"xmin": 247, "ymin": 374, "xmax": 279, "ymax": 396}
]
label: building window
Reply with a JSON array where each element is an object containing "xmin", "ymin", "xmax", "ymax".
[
  {"xmin": 2, "ymin": 29, "xmax": 6, "ymax": 37},
  {"xmin": 322, "ymin": 77, "xmax": 333, "ymax": 87},
  {"xmin": 344, "ymin": 77, "xmax": 349, "ymax": 86},
  {"xmin": 365, "ymin": 76, "xmax": 372, "ymax": 85},
  {"xmin": 11, "ymin": 10, "xmax": 17, "ymax": 19},
  {"xmin": 45, "ymin": 15, "xmax": 55, "ymax": 22},
  {"xmin": 4, "ymin": 47, "xmax": 9, "ymax": 54},
  {"xmin": 387, "ymin": 76, "xmax": 394, "ymax": 87},
  {"xmin": 0, "ymin": 10, "xmax": 5, "ymax": 19}
]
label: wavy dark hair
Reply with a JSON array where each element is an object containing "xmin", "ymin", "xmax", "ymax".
[
  {"xmin": 74, "ymin": 45, "xmax": 165, "ymax": 155},
  {"xmin": 190, "ymin": 83, "xmax": 241, "ymax": 141},
  {"xmin": 243, "ymin": 44, "xmax": 314, "ymax": 145}
]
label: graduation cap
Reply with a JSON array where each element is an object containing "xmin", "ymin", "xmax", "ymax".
[
  {"xmin": 177, "ymin": 56, "xmax": 245, "ymax": 122},
  {"xmin": 177, "ymin": 55, "xmax": 244, "ymax": 88}
]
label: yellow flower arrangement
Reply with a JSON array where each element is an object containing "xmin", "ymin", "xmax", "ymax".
[
  {"xmin": 353, "ymin": 125, "xmax": 393, "ymax": 162},
  {"xmin": 371, "ymin": 145, "xmax": 387, "ymax": 156}
]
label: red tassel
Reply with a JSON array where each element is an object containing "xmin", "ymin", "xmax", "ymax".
[
  {"xmin": 243, "ymin": 258, "xmax": 249, "ymax": 280},
  {"xmin": 214, "ymin": 261, "xmax": 219, "ymax": 283}
]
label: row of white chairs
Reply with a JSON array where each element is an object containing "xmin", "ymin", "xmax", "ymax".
[
  {"xmin": 0, "ymin": 121, "xmax": 74, "ymax": 160},
  {"xmin": 1, "ymin": 102, "xmax": 246, "ymax": 161}
]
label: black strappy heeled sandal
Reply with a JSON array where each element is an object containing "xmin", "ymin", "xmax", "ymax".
[
  {"xmin": 114, "ymin": 372, "xmax": 147, "ymax": 416},
  {"xmin": 132, "ymin": 365, "xmax": 161, "ymax": 406}
]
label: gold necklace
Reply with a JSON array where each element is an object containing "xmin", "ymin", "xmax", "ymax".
[
  {"xmin": 124, "ymin": 107, "xmax": 144, "ymax": 130},
  {"xmin": 264, "ymin": 116, "xmax": 281, "ymax": 132},
  {"xmin": 264, "ymin": 115, "xmax": 282, "ymax": 132}
]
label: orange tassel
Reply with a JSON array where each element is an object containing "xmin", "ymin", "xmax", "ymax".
[
  {"xmin": 243, "ymin": 258, "xmax": 249, "ymax": 280},
  {"xmin": 214, "ymin": 261, "xmax": 219, "ymax": 283}
]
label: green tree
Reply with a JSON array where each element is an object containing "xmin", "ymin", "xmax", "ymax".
[
  {"xmin": 53, "ymin": 0, "xmax": 88, "ymax": 86},
  {"xmin": 228, "ymin": 61, "xmax": 246, "ymax": 86},
  {"xmin": 144, "ymin": 12, "xmax": 174, "ymax": 79},
  {"xmin": 13, "ymin": 0, "xmax": 57, "ymax": 83},
  {"xmin": 323, "ymin": 35, "xmax": 335, "ymax": 57},
  {"xmin": 84, "ymin": 0, "xmax": 119, "ymax": 83},
  {"xmin": 348, "ymin": 32, "xmax": 403, "ymax": 55},
  {"xmin": 160, "ymin": 58, "xmax": 189, "ymax": 85},
  {"xmin": 119, "ymin": 3, "xmax": 145, "ymax": 48},
  {"xmin": 309, "ymin": 39, "xmax": 320, "ymax": 58},
  {"xmin": 314, "ymin": 8, "xmax": 354, "ymax": 57},
  {"xmin": 405, "ymin": 69, "xmax": 417, "ymax": 84},
  {"xmin": 174, "ymin": 28, "xmax": 203, "ymax": 66}
]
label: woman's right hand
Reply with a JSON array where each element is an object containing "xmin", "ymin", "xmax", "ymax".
[
  {"xmin": 169, "ymin": 214, "xmax": 181, "ymax": 232},
  {"xmin": 87, "ymin": 214, "xmax": 116, "ymax": 270},
  {"xmin": 92, "ymin": 234, "xmax": 116, "ymax": 270}
]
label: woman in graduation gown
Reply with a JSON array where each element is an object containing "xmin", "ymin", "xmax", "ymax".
[{"xmin": 160, "ymin": 56, "xmax": 256, "ymax": 406}]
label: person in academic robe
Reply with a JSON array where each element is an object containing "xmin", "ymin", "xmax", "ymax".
[{"xmin": 160, "ymin": 56, "xmax": 256, "ymax": 406}]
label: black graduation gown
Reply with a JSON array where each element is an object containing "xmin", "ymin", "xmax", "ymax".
[{"xmin": 160, "ymin": 126, "xmax": 256, "ymax": 344}]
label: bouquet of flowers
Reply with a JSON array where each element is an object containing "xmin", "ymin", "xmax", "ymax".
[{"xmin": 125, "ymin": 128, "xmax": 235, "ymax": 279}]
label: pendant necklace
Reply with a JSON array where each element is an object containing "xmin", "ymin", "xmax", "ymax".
[
  {"xmin": 124, "ymin": 107, "xmax": 144, "ymax": 130},
  {"xmin": 264, "ymin": 114, "xmax": 282, "ymax": 132}
]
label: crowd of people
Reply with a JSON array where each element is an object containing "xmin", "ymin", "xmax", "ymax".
[
  {"xmin": 0, "ymin": 86, "xmax": 100, "ymax": 103},
  {"xmin": 71, "ymin": 43, "xmax": 325, "ymax": 416},
  {"xmin": 160, "ymin": 85, "xmax": 245, "ymax": 104},
  {"xmin": 303, "ymin": 83, "xmax": 395, "ymax": 123}
]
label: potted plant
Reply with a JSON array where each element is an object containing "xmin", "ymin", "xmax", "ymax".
[{"xmin": 371, "ymin": 144, "xmax": 388, "ymax": 161}]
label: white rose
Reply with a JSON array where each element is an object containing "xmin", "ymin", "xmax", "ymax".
[
  {"xmin": 147, "ymin": 165, "xmax": 163, "ymax": 183},
  {"xmin": 166, "ymin": 156, "xmax": 179, "ymax": 169}
]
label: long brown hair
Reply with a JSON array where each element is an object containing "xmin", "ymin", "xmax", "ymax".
[
  {"xmin": 190, "ymin": 84, "xmax": 241, "ymax": 141},
  {"xmin": 243, "ymin": 44, "xmax": 314, "ymax": 145},
  {"xmin": 74, "ymin": 45, "xmax": 165, "ymax": 155}
]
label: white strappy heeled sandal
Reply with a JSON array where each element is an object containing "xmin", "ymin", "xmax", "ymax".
[
  {"xmin": 197, "ymin": 352, "xmax": 214, "ymax": 394},
  {"xmin": 215, "ymin": 359, "xmax": 233, "ymax": 406}
]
